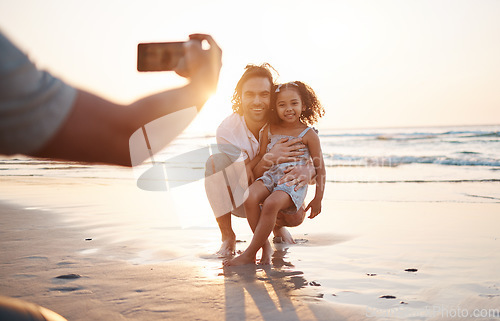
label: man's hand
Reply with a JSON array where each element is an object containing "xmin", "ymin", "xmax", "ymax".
[
  {"xmin": 305, "ymin": 197, "xmax": 322, "ymax": 219},
  {"xmin": 278, "ymin": 164, "xmax": 309, "ymax": 191},
  {"xmin": 278, "ymin": 162, "xmax": 316, "ymax": 191},
  {"xmin": 263, "ymin": 137, "xmax": 305, "ymax": 166},
  {"xmin": 175, "ymin": 34, "xmax": 222, "ymax": 107}
]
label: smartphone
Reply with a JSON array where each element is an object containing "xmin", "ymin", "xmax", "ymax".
[{"xmin": 137, "ymin": 42, "xmax": 185, "ymax": 72}]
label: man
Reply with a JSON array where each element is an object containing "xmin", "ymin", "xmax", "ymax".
[{"xmin": 205, "ymin": 64, "xmax": 315, "ymax": 258}]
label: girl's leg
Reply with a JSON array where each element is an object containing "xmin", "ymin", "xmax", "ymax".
[
  {"xmin": 229, "ymin": 181, "xmax": 270, "ymax": 264},
  {"xmin": 243, "ymin": 181, "xmax": 270, "ymax": 236},
  {"xmin": 225, "ymin": 191, "xmax": 293, "ymax": 266}
]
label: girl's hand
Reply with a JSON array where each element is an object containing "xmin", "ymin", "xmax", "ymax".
[{"xmin": 305, "ymin": 197, "xmax": 322, "ymax": 219}]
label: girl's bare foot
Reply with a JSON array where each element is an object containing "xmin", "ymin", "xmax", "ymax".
[{"xmin": 223, "ymin": 252, "xmax": 255, "ymax": 266}]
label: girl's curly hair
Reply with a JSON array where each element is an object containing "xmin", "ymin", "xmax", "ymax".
[
  {"xmin": 270, "ymin": 81, "xmax": 325, "ymax": 126},
  {"xmin": 231, "ymin": 63, "xmax": 278, "ymax": 114}
]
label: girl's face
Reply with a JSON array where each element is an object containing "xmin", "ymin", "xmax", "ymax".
[{"xmin": 276, "ymin": 89, "xmax": 305, "ymax": 124}]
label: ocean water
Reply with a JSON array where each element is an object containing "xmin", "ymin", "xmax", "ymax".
[
  {"xmin": 155, "ymin": 124, "xmax": 500, "ymax": 203},
  {"xmin": 2, "ymin": 124, "xmax": 499, "ymax": 183},
  {"xmin": 1, "ymin": 124, "xmax": 499, "ymax": 230},
  {"xmin": 320, "ymin": 124, "xmax": 500, "ymax": 181},
  {"xmin": 1, "ymin": 124, "xmax": 499, "ymax": 237},
  {"xmin": 1, "ymin": 124, "xmax": 500, "ymax": 318}
]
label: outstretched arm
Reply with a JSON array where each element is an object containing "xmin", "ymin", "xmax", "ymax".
[{"xmin": 34, "ymin": 34, "xmax": 222, "ymax": 166}]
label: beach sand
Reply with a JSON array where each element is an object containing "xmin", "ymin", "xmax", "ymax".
[
  {"xmin": 0, "ymin": 200, "xmax": 362, "ymax": 321},
  {"xmin": 1, "ymin": 173, "xmax": 500, "ymax": 320}
]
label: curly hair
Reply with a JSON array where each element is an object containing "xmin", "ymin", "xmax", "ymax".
[
  {"xmin": 270, "ymin": 81, "xmax": 325, "ymax": 126},
  {"xmin": 231, "ymin": 63, "xmax": 278, "ymax": 114}
]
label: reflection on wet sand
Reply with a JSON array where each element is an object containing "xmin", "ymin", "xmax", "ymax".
[{"xmin": 223, "ymin": 248, "xmax": 325, "ymax": 321}]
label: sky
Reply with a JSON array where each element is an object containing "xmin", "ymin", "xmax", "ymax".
[{"xmin": 1, "ymin": 0, "xmax": 499, "ymax": 134}]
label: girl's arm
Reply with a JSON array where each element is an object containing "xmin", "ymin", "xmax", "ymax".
[{"xmin": 303, "ymin": 130, "xmax": 326, "ymax": 219}]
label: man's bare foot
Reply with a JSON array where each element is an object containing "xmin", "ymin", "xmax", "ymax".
[
  {"xmin": 273, "ymin": 226, "xmax": 295, "ymax": 244},
  {"xmin": 216, "ymin": 238, "xmax": 236, "ymax": 257},
  {"xmin": 258, "ymin": 240, "xmax": 273, "ymax": 265},
  {"xmin": 223, "ymin": 252, "xmax": 255, "ymax": 266}
]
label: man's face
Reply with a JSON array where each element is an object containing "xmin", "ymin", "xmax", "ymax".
[{"xmin": 240, "ymin": 77, "xmax": 271, "ymax": 125}]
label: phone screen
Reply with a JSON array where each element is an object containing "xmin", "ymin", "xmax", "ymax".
[{"xmin": 137, "ymin": 42, "xmax": 185, "ymax": 72}]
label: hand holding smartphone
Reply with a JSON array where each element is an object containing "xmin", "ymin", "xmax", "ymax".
[{"xmin": 136, "ymin": 34, "xmax": 222, "ymax": 107}]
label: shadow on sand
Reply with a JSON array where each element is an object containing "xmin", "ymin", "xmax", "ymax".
[{"xmin": 222, "ymin": 247, "xmax": 328, "ymax": 321}]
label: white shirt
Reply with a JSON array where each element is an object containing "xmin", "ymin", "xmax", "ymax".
[
  {"xmin": 215, "ymin": 113, "xmax": 264, "ymax": 162},
  {"xmin": 207, "ymin": 113, "xmax": 264, "ymax": 217}
]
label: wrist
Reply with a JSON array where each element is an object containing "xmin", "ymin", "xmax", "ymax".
[
  {"xmin": 184, "ymin": 81, "xmax": 210, "ymax": 111},
  {"xmin": 189, "ymin": 64, "xmax": 218, "ymax": 94},
  {"xmin": 262, "ymin": 152, "xmax": 277, "ymax": 166}
]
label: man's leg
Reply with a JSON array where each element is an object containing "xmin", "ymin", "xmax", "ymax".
[
  {"xmin": 273, "ymin": 225, "xmax": 294, "ymax": 244},
  {"xmin": 205, "ymin": 153, "xmax": 242, "ymax": 257},
  {"xmin": 216, "ymin": 212, "xmax": 236, "ymax": 257}
]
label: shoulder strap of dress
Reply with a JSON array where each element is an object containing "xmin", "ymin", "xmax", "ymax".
[{"xmin": 298, "ymin": 127, "xmax": 311, "ymax": 138}]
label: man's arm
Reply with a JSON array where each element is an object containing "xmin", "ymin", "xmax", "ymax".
[
  {"xmin": 243, "ymin": 155, "xmax": 262, "ymax": 183},
  {"xmin": 34, "ymin": 34, "xmax": 222, "ymax": 167},
  {"xmin": 253, "ymin": 134, "xmax": 316, "ymax": 185},
  {"xmin": 253, "ymin": 137, "xmax": 311, "ymax": 181},
  {"xmin": 249, "ymin": 126, "xmax": 271, "ymax": 179}
]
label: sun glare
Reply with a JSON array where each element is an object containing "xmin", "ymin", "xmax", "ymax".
[{"xmin": 0, "ymin": 1, "xmax": 499, "ymax": 130}]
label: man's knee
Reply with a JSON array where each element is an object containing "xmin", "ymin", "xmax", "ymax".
[
  {"xmin": 205, "ymin": 153, "xmax": 232, "ymax": 176},
  {"xmin": 278, "ymin": 208, "xmax": 306, "ymax": 227}
]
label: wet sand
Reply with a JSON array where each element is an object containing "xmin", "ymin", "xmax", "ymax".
[
  {"xmin": 1, "ymin": 173, "xmax": 500, "ymax": 320},
  {"xmin": 0, "ymin": 200, "xmax": 366, "ymax": 320}
]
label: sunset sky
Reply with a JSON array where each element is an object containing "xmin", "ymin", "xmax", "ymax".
[{"xmin": 1, "ymin": 0, "xmax": 499, "ymax": 133}]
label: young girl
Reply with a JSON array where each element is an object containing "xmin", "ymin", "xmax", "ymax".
[{"xmin": 225, "ymin": 81, "xmax": 326, "ymax": 266}]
